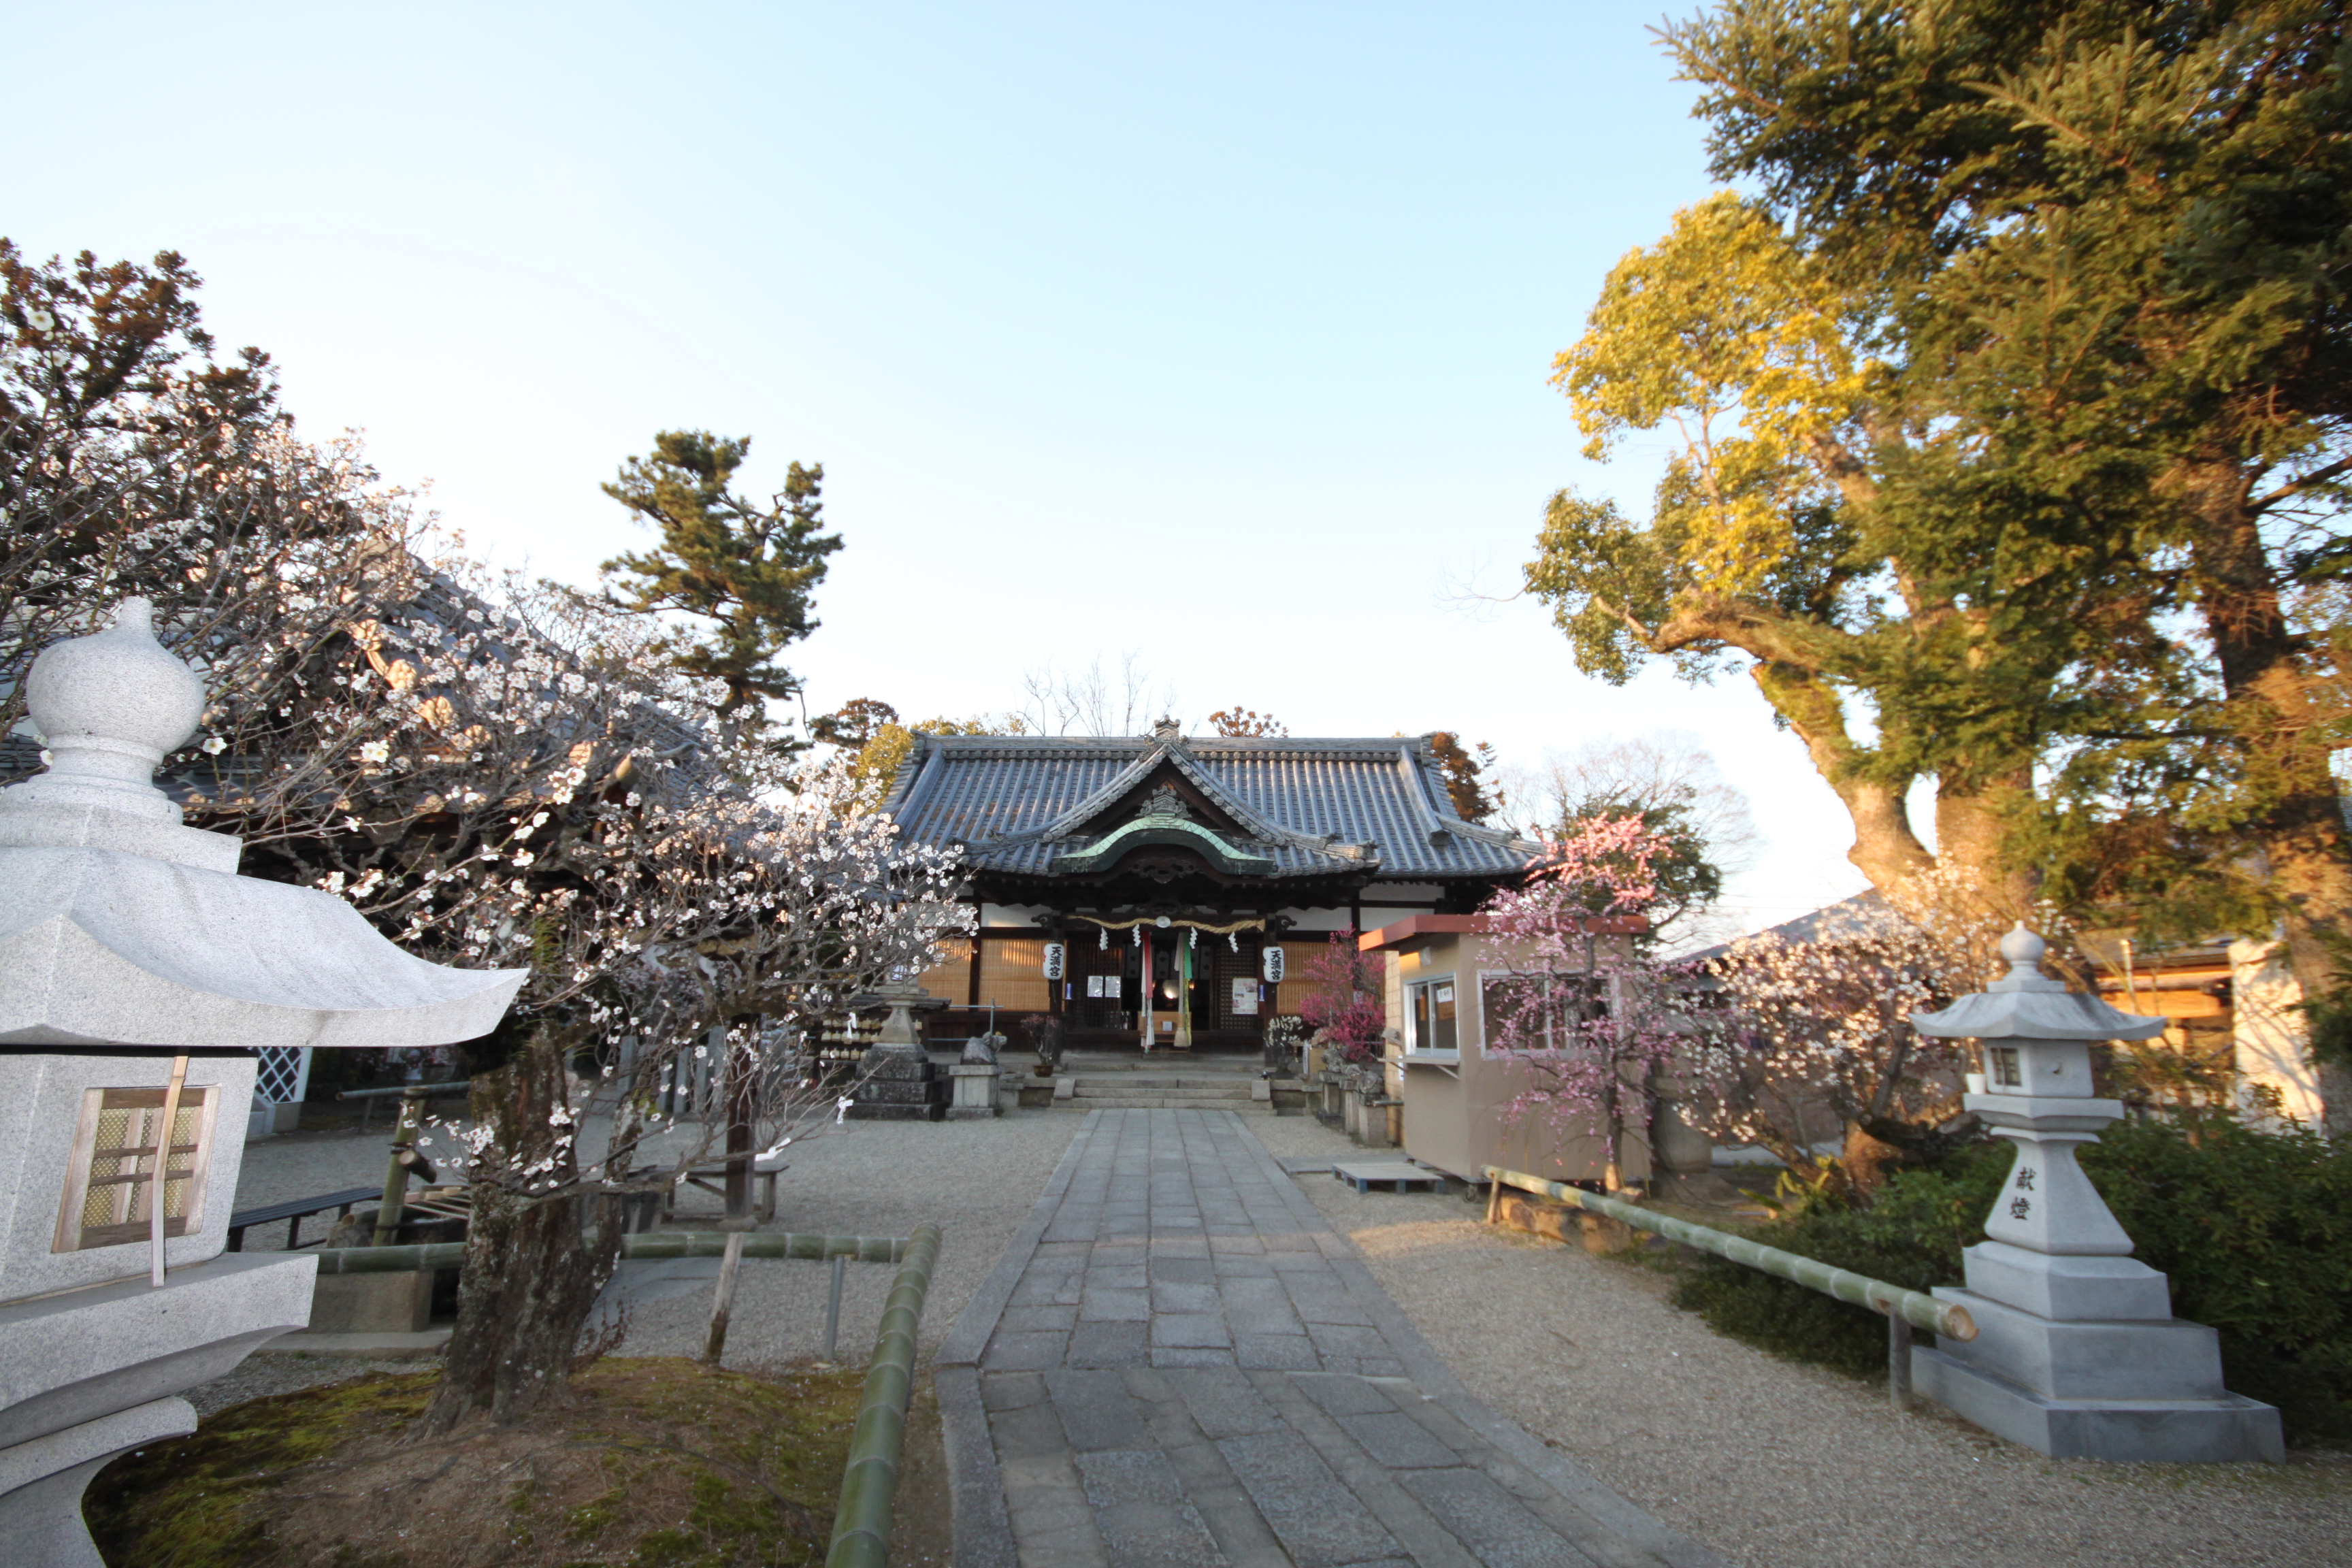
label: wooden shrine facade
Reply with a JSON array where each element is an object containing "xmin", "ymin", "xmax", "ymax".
[{"xmin": 882, "ymin": 725, "xmax": 1538, "ymax": 1051}]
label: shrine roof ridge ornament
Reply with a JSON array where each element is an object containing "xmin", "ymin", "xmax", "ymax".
[
  {"xmin": 1911, "ymin": 924, "xmax": 2168, "ymax": 1042},
  {"xmin": 0, "ymin": 599, "xmax": 526, "ymax": 1050}
]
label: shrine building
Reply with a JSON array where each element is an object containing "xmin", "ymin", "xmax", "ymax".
[{"xmin": 885, "ymin": 721, "xmax": 1538, "ymax": 1051}]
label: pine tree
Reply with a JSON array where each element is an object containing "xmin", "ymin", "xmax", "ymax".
[{"xmin": 600, "ymin": 431, "xmax": 840, "ymax": 730}]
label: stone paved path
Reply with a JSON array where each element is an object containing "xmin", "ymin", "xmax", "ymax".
[{"xmin": 934, "ymin": 1110, "xmax": 1729, "ymax": 1568}]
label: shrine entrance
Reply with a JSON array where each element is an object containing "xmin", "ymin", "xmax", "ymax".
[
  {"xmin": 884, "ymin": 725, "xmax": 1537, "ymax": 1057},
  {"xmin": 1062, "ymin": 922, "xmax": 1271, "ymax": 1051}
]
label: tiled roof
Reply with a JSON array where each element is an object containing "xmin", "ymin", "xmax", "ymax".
[{"xmin": 884, "ymin": 734, "xmax": 1537, "ymax": 881}]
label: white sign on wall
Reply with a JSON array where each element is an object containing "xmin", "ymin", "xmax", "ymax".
[{"xmin": 1230, "ymin": 978, "xmax": 1260, "ymax": 1015}]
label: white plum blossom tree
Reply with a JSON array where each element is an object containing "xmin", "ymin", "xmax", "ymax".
[
  {"xmin": 269, "ymin": 572, "xmax": 968, "ymax": 1432},
  {"xmin": 1685, "ymin": 869, "xmax": 2061, "ymax": 1196},
  {"xmin": 4, "ymin": 245, "xmax": 971, "ymax": 1431}
]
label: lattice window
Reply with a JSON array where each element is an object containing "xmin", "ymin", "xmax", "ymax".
[
  {"xmin": 254, "ymin": 1047, "xmax": 311, "ymax": 1105},
  {"xmin": 914, "ymin": 936, "xmax": 974, "ymax": 1002},
  {"xmin": 1207, "ymin": 939, "xmax": 1264, "ymax": 1028},
  {"xmin": 977, "ymin": 938, "xmax": 1051, "ymax": 1013},
  {"xmin": 54, "ymin": 1085, "xmax": 218, "ymax": 1252}
]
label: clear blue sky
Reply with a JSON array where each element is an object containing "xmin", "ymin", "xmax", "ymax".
[{"xmin": 8, "ymin": 1, "xmax": 1876, "ymax": 928}]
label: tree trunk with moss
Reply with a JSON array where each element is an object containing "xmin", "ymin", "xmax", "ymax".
[{"xmin": 417, "ymin": 1026, "xmax": 625, "ymax": 1437}]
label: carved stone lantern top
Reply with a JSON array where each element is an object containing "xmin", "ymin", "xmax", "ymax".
[
  {"xmin": 0, "ymin": 599, "xmax": 526, "ymax": 1050},
  {"xmin": 1910, "ymin": 924, "xmax": 2168, "ymax": 1045}
]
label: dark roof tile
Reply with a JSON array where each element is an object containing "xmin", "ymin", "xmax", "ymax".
[{"xmin": 886, "ymin": 734, "xmax": 1535, "ymax": 881}]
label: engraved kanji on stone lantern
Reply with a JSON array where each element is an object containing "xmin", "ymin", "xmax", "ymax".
[
  {"xmin": 1908, "ymin": 924, "xmax": 2283, "ymax": 1462},
  {"xmin": 0, "ymin": 600, "xmax": 526, "ymax": 1567}
]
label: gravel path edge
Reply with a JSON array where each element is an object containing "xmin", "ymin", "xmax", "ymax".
[
  {"xmin": 933, "ymin": 1107, "xmax": 1100, "ymax": 1568},
  {"xmin": 1223, "ymin": 1119, "xmax": 1735, "ymax": 1568}
]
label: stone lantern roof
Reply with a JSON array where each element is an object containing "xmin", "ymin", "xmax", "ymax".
[
  {"xmin": 0, "ymin": 599, "xmax": 525, "ymax": 1050},
  {"xmin": 1910, "ymin": 925, "xmax": 2167, "ymax": 1042}
]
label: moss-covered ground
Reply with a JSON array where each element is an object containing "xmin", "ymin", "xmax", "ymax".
[{"xmin": 85, "ymin": 1358, "xmax": 869, "ymax": 1568}]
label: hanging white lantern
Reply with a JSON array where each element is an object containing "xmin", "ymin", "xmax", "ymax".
[
  {"xmin": 1041, "ymin": 942, "xmax": 1066, "ymax": 981},
  {"xmin": 1262, "ymin": 945, "xmax": 1285, "ymax": 983}
]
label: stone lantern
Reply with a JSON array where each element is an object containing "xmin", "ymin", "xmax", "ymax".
[
  {"xmin": 0, "ymin": 601, "xmax": 526, "ymax": 1565},
  {"xmin": 847, "ymin": 973, "xmax": 948, "ymax": 1121},
  {"xmin": 1908, "ymin": 924, "xmax": 2283, "ymax": 1462}
]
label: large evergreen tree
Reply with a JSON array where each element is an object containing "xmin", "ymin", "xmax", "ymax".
[
  {"xmin": 1658, "ymin": 0, "xmax": 2352, "ymax": 1120},
  {"xmin": 1533, "ymin": 7, "xmax": 2352, "ymax": 1091}
]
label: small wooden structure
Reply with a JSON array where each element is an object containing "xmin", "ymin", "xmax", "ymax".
[{"xmin": 1360, "ymin": 915, "xmax": 1656, "ymax": 1188}]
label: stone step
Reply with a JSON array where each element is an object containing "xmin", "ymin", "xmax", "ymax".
[
  {"xmin": 1056, "ymin": 1096, "xmax": 1264, "ymax": 1110},
  {"xmin": 1057, "ymin": 1057, "xmax": 1260, "ymax": 1074},
  {"xmin": 1071, "ymin": 1081, "xmax": 1252, "ymax": 1098}
]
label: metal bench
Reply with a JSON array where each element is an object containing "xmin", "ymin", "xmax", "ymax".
[{"xmin": 226, "ymin": 1185, "xmax": 381, "ymax": 1252}]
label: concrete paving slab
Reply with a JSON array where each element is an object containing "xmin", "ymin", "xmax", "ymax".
[{"xmin": 934, "ymin": 1109, "xmax": 1731, "ymax": 1568}]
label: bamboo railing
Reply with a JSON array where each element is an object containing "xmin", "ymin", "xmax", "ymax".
[
  {"xmin": 1482, "ymin": 1164, "xmax": 1974, "ymax": 1409},
  {"xmin": 308, "ymin": 1230, "xmax": 909, "ymax": 1273},
  {"xmin": 826, "ymin": 1222, "xmax": 943, "ymax": 1568}
]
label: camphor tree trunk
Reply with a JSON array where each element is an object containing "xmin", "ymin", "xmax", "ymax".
[
  {"xmin": 2190, "ymin": 471, "xmax": 2352, "ymax": 1135},
  {"xmin": 1751, "ymin": 661, "xmax": 1933, "ymax": 896},
  {"xmin": 416, "ymin": 1024, "xmax": 627, "ymax": 1437}
]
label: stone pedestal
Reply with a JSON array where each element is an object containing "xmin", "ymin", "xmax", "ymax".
[
  {"xmin": 848, "ymin": 982, "xmax": 947, "ymax": 1122},
  {"xmin": 309, "ymin": 1269, "xmax": 435, "ymax": 1333},
  {"xmin": 947, "ymin": 1064, "xmax": 998, "ymax": 1120},
  {"xmin": 1344, "ymin": 1094, "xmax": 1396, "ymax": 1148},
  {"xmin": 1648, "ymin": 1062, "xmax": 1729, "ymax": 1200},
  {"xmin": 849, "ymin": 1047, "xmax": 947, "ymax": 1121},
  {"xmin": 0, "ymin": 1254, "xmax": 316, "ymax": 1562},
  {"xmin": 1909, "ymin": 927, "xmax": 2283, "ymax": 1463}
]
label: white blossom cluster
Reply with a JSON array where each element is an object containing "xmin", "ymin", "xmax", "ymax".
[
  {"xmin": 278, "ymin": 566, "xmax": 970, "ymax": 1203},
  {"xmin": 1680, "ymin": 866, "xmax": 2067, "ymax": 1172},
  {"xmin": 5, "ymin": 302, "xmax": 969, "ymax": 1212}
]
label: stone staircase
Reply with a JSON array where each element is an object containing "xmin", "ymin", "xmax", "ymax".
[{"xmin": 1056, "ymin": 1058, "xmax": 1262, "ymax": 1111}]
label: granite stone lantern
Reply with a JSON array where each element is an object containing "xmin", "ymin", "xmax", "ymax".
[
  {"xmin": 847, "ymin": 975, "xmax": 947, "ymax": 1121},
  {"xmin": 0, "ymin": 601, "xmax": 526, "ymax": 1566},
  {"xmin": 1909, "ymin": 924, "xmax": 2283, "ymax": 1462}
]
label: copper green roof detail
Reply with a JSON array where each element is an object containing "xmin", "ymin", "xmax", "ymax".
[{"xmin": 1053, "ymin": 798, "xmax": 1278, "ymax": 877}]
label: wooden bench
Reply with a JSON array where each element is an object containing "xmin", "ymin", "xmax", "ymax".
[
  {"xmin": 664, "ymin": 1154, "xmax": 787, "ymax": 1224},
  {"xmin": 226, "ymin": 1186, "xmax": 381, "ymax": 1251}
]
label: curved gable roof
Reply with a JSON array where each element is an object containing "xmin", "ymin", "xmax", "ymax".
[{"xmin": 885, "ymin": 733, "xmax": 1536, "ymax": 881}]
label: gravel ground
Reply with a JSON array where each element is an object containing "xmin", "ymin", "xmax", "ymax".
[
  {"xmin": 203, "ymin": 1107, "xmax": 2352, "ymax": 1567},
  {"xmin": 196, "ymin": 1104, "xmax": 1083, "ymax": 1409},
  {"xmin": 595, "ymin": 1107, "xmax": 1081, "ymax": 1368},
  {"xmin": 1249, "ymin": 1113, "xmax": 2352, "ymax": 1568}
]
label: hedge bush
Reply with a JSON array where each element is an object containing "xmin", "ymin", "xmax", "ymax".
[{"xmin": 1669, "ymin": 1118, "xmax": 2352, "ymax": 1445}]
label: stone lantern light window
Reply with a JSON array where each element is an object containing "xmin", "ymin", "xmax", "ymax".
[
  {"xmin": 0, "ymin": 598, "xmax": 528, "ymax": 1567},
  {"xmin": 54, "ymin": 1084, "xmax": 218, "ymax": 1252}
]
